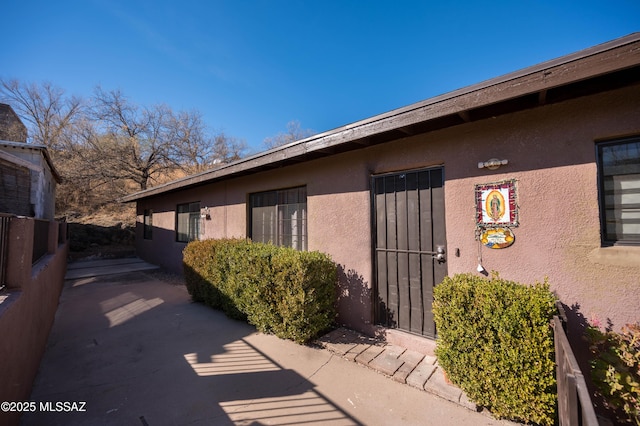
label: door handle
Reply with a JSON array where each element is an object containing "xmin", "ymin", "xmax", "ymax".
[{"xmin": 433, "ymin": 246, "xmax": 446, "ymax": 263}]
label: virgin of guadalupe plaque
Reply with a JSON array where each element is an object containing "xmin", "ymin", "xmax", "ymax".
[{"xmin": 475, "ymin": 180, "xmax": 518, "ymax": 227}]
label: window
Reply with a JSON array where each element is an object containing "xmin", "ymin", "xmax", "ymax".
[
  {"xmin": 249, "ymin": 187, "xmax": 307, "ymax": 250},
  {"xmin": 176, "ymin": 202, "xmax": 200, "ymax": 243},
  {"xmin": 597, "ymin": 137, "xmax": 640, "ymax": 245},
  {"xmin": 143, "ymin": 209, "xmax": 153, "ymax": 240}
]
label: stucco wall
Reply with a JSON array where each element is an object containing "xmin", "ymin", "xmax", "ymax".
[
  {"xmin": 439, "ymin": 85, "xmax": 640, "ymax": 335},
  {"xmin": 0, "ymin": 218, "xmax": 68, "ymax": 426},
  {"xmin": 136, "ymin": 84, "xmax": 640, "ymax": 338}
]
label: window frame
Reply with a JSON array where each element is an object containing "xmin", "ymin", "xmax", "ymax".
[
  {"xmin": 248, "ymin": 186, "xmax": 307, "ymax": 250},
  {"xmin": 176, "ymin": 201, "xmax": 200, "ymax": 243},
  {"xmin": 596, "ymin": 136, "xmax": 640, "ymax": 246}
]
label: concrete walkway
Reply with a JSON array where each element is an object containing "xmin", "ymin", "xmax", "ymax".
[
  {"xmin": 21, "ymin": 259, "xmax": 518, "ymax": 426},
  {"xmin": 64, "ymin": 257, "xmax": 159, "ymax": 280}
]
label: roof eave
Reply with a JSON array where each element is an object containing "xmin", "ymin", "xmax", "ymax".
[{"xmin": 120, "ymin": 32, "xmax": 640, "ymax": 203}]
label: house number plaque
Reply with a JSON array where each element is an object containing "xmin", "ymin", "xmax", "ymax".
[{"xmin": 480, "ymin": 227, "xmax": 515, "ymax": 249}]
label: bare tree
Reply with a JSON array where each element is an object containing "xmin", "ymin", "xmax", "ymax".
[
  {"xmin": 166, "ymin": 111, "xmax": 248, "ymax": 174},
  {"xmin": 1, "ymin": 79, "xmax": 248, "ymax": 212},
  {"xmin": 263, "ymin": 120, "xmax": 315, "ymax": 150},
  {"xmin": 90, "ymin": 88, "xmax": 249, "ymax": 188},
  {"xmin": 0, "ymin": 78, "xmax": 84, "ymax": 149},
  {"xmin": 166, "ymin": 109, "xmax": 209, "ymax": 172},
  {"xmin": 89, "ymin": 88, "xmax": 180, "ymax": 190},
  {"xmin": 212, "ymin": 133, "xmax": 247, "ymax": 163}
]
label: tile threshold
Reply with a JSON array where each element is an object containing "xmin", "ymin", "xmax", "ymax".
[{"xmin": 315, "ymin": 327, "xmax": 480, "ymax": 413}]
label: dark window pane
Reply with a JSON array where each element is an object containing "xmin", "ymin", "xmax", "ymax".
[
  {"xmin": 599, "ymin": 138, "xmax": 640, "ymax": 244},
  {"xmin": 176, "ymin": 202, "xmax": 200, "ymax": 242},
  {"xmin": 249, "ymin": 187, "xmax": 307, "ymax": 250}
]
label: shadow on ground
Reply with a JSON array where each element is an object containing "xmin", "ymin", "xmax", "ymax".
[{"xmin": 21, "ymin": 271, "xmax": 359, "ymax": 426}]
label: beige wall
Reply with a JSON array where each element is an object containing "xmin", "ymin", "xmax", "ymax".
[{"xmin": 136, "ymin": 84, "xmax": 640, "ymax": 337}]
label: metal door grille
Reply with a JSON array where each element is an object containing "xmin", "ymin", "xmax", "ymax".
[{"xmin": 372, "ymin": 167, "xmax": 446, "ymax": 338}]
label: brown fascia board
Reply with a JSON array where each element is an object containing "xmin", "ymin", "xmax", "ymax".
[{"xmin": 119, "ymin": 33, "xmax": 640, "ymax": 203}]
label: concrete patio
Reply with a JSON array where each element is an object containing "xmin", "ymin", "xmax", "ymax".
[{"xmin": 20, "ymin": 258, "xmax": 518, "ymax": 425}]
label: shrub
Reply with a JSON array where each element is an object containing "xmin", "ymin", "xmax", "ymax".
[
  {"xmin": 267, "ymin": 249, "xmax": 338, "ymax": 342},
  {"xmin": 587, "ymin": 323, "xmax": 640, "ymax": 425},
  {"xmin": 183, "ymin": 239, "xmax": 337, "ymax": 343},
  {"xmin": 433, "ymin": 273, "xmax": 558, "ymax": 425},
  {"xmin": 183, "ymin": 239, "xmax": 246, "ymax": 320}
]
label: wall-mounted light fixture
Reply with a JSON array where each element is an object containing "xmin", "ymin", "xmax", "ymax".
[
  {"xmin": 200, "ymin": 206, "xmax": 211, "ymax": 220},
  {"xmin": 478, "ymin": 158, "xmax": 508, "ymax": 170}
]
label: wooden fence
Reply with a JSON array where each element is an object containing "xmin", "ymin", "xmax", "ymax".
[{"xmin": 553, "ymin": 315, "xmax": 599, "ymax": 426}]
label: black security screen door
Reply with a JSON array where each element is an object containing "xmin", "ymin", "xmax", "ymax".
[{"xmin": 372, "ymin": 167, "xmax": 447, "ymax": 338}]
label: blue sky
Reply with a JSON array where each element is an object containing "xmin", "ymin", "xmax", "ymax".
[{"xmin": 2, "ymin": 1, "xmax": 638, "ymax": 153}]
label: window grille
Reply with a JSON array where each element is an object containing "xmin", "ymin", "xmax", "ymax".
[
  {"xmin": 176, "ymin": 202, "xmax": 200, "ymax": 243},
  {"xmin": 597, "ymin": 137, "xmax": 640, "ymax": 245},
  {"xmin": 249, "ymin": 187, "xmax": 307, "ymax": 250}
]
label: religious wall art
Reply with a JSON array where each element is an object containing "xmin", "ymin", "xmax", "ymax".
[{"xmin": 475, "ymin": 179, "xmax": 518, "ymax": 228}]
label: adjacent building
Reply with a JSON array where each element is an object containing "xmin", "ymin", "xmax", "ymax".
[{"xmin": 0, "ymin": 104, "xmax": 60, "ymax": 220}]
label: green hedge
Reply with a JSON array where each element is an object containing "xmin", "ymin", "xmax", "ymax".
[
  {"xmin": 183, "ymin": 239, "xmax": 337, "ymax": 343},
  {"xmin": 433, "ymin": 273, "xmax": 558, "ymax": 425}
]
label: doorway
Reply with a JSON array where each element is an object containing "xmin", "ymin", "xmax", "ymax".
[{"xmin": 372, "ymin": 167, "xmax": 447, "ymax": 338}]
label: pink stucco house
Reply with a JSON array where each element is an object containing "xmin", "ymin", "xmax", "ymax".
[{"xmin": 121, "ymin": 34, "xmax": 640, "ymax": 354}]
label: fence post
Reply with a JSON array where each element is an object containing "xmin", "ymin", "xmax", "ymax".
[
  {"xmin": 0, "ymin": 215, "xmax": 10, "ymax": 289},
  {"xmin": 58, "ymin": 221, "xmax": 67, "ymax": 245},
  {"xmin": 5, "ymin": 217, "xmax": 34, "ymax": 289},
  {"xmin": 553, "ymin": 316, "xmax": 600, "ymax": 426},
  {"xmin": 47, "ymin": 220, "xmax": 58, "ymax": 254}
]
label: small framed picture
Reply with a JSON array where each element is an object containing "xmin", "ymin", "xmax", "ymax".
[{"xmin": 475, "ymin": 179, "xmax": 518, "ymax": 227}]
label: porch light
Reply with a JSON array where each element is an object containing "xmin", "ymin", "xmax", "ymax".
[
  {"xmin": 200, "ymin": 207, "xmax": 211, "ymax": 220},
  {"xmin": 478, "ymin": 158, "xmax": 508, "ymax": 170}
]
